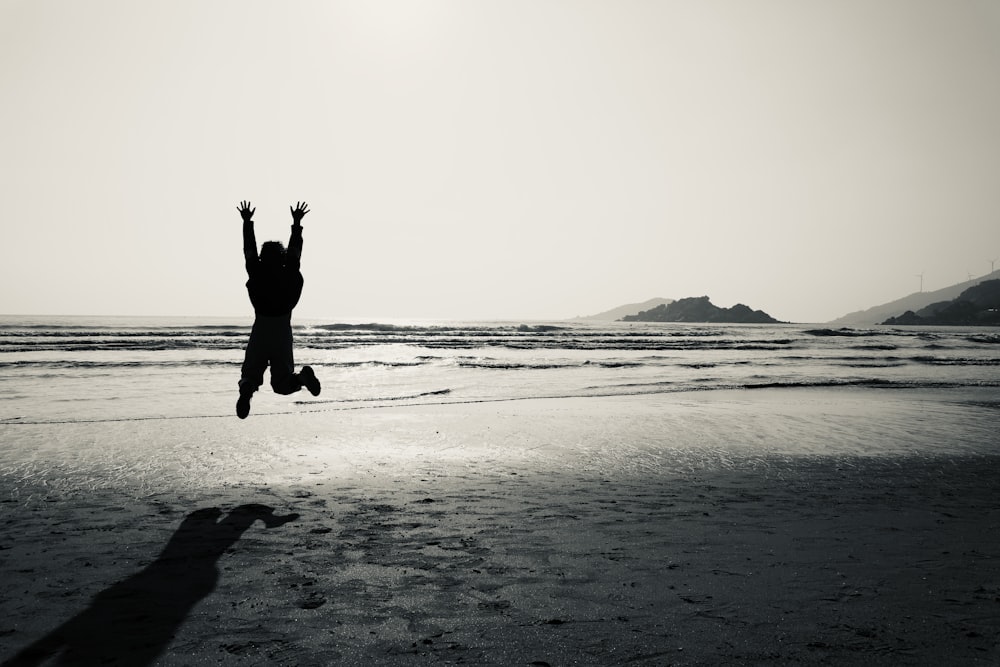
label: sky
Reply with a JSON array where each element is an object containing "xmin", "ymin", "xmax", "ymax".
[{"xmin": 2, "ymin": 0, "xmax": 999, "ymax": 323}]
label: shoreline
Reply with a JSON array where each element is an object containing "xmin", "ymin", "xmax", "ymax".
[{"xmin": 2, "ymin": 387, "xmax": 999, "ymax": 664}]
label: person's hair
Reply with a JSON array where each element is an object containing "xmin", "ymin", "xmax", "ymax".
[{"xmin": 260, "ymin": 241, "xmax": 286, "ymax": 266}]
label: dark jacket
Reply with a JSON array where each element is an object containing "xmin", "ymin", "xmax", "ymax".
[{"xmin": 243, "ymin": 220, "xmax": 304, "ymax": 316}]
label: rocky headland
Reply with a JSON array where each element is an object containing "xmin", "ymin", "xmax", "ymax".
[
  {"xmin": 882, "ymin": 279, "xmax": 1000, "ymax": 325},
  {"xmin": 621, "ymin": 296, "xmax": 781, "ymax": 324}
]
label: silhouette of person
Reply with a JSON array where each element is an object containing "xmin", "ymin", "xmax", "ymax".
[
  {"xmin": 236, "ymin": 200, "xmax": 321, "ymax": 419},
  {"xmin": 1, "ymin": 504, "xmax": 299, "ymax": 666}
]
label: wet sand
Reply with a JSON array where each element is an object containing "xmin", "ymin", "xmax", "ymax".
[{"xmin": 1, "ymin": 388, "xmax": 999, "ymax": 665}]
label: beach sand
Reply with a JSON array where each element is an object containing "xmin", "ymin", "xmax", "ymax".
[{"xmin": 1, "ymin": 388, "xmax": 999, "ymax": 665}]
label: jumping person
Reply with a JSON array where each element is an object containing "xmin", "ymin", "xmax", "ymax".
[{"xmin": 236, "ymin": 200, "xmax": 320, "ymax": 419}]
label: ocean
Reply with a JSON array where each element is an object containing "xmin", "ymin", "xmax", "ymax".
[
  {"xmin": 4, "ymin": 316, "xmax": 1000, "ymax": 665},
  {"xmin": 2, "ymin": 315, "xmax": 999, "ymax": 426}
]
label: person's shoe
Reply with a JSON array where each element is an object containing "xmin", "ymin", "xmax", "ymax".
[
  {"xmin": 236, "ymin": 392, "xmax": 252, "ymax": 419},
  {"xmin": 300, "ymin": 366, "xmax": 321, "ymax": 396}
]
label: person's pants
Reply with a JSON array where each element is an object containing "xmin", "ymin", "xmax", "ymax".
[{"xmin": 239, "ymin": 315, "xmax": 303, "ymax": 395}]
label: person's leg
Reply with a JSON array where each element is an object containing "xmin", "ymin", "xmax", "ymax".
[
  {"xmin": 237, "ymin": 320, "xmax": 267, "ymax": 418},
  {"xmin": 268, "ymin": 318, "xmax": 303, "ymax": 396},
  {"xmin": 267, "ymin": 319, "xmax": 321, "ymax": 396}
]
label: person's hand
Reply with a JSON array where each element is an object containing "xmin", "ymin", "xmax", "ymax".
[
  {"xmin": 238, "ymin": 200, "xmax": 255, "ymax": 222},
  {"xmin": 291, "ymin": 201, "xmax": 309, "ymax": 225}
]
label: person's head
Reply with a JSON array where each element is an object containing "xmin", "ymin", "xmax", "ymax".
[{"xmin": 260, "ymin": 241, "xmax": 286, "ymax": 268}]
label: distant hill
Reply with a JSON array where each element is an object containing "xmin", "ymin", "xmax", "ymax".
[
  {"xmin": 621, "ymin": 296, "xmax": 781, "ymax": 324},
  {"xmin": 829, "ymin": 270, "xmax": 1000, "ymax": 326},
  {"xmin": 573, "ymin": 297, "xmax": 673, "ymax": 321},
  {"xmin": 882, "ymin": 280, "xmax": 1000, "ymax": 325}
]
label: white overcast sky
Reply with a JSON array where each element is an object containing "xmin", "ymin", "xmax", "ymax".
[{"xmin": 2, "ymin": 0, "xmax": 999, "ymax": 323}]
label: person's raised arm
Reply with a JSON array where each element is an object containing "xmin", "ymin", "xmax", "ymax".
[
  {"xmin": 239, "ymin": 200, "xmax": 258, "ymax": 273},
  {"xmin": 287, "ymin": 201, "xmax": 308, "ymax": 269}
]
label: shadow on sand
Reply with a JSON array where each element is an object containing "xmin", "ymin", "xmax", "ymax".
[{"xmin": 3, "ymin": 504, "xmax": 298, "ymax": 666}]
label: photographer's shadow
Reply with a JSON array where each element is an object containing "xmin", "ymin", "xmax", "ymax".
[{"xmin": 3, "ymin": 504, "xmax": 298, "ymax": 666}]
